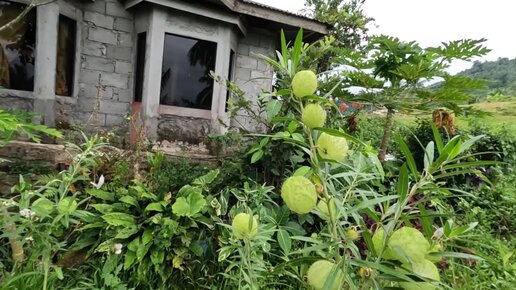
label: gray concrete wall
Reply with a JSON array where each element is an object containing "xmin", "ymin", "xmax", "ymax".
[
  {"xmin": 231, "ymin": 28, "xmax": 275, "ymax": 132},
  {"xmin": 70, "ymin": 0, "xmax": 134, "ymax": 128}
]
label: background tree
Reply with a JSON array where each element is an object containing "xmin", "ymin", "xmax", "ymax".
[
  {"xmin": 333, "ymin": 36, "xmax": 490, "ymax": 160},
  {"xmin": 303, "ymin": 0, "xmax": 373, "ymax": 71}
]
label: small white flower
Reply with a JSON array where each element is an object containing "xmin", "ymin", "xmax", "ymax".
[
  {"xmin": 19, "ymin": 208, "xmax": 36, "ymax": 219},
  {"xmin": 114, "ymin": 243, "xmax": 123, "ymax": 255},
  {"xmin": 25, "ymin": 236, "xmax": 34, "ymax": 242},
  {"xmin": 384, "ymin": 154, "xmax": 396, "ymax": 161}
]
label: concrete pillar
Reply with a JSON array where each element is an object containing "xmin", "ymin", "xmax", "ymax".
[
  {"xmin": 33, "ymin": 3, "xmax": 59, "ymax": 126},
  {"xmin": 140, "ymin": 8, "xmax": 165, "ymax": 139}
]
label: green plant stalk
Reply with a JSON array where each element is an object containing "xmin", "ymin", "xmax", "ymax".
[{"xmin": 297, "ymin": 97, "xmax": 340, "ymax": 262}]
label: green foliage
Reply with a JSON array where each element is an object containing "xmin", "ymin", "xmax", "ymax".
[
  {"xmin": 459, "ymin": 57, "xmax": 516, "ymax": 100},
  {"xmin": 0, "ymin": 109, "xmax": 62, "ymax": 144}
]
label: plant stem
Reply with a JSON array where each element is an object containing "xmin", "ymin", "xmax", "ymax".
[{"xmin": 379, "ymin": 109, "xmax": 395, "ymax": 162}]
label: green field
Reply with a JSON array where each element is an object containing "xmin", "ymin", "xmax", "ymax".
[
  {"xmin": 458, "ymin": 101, "xmax": 516, "ymax": 134},
  {"xmin": 396, "ymin": 101, "xmax": 516, "ymax": 135}
]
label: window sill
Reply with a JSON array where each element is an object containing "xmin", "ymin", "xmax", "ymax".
[
  {"xmin": 158, "ymin": 105, "xmax": 212, "ymax": 119},
  {"xmin": 56, "ymin": 95, "xmax": 77, "ymax": 105},
  {"xmin": 0, "ymin": 88, "xmax": 34, "ymax": 99}
]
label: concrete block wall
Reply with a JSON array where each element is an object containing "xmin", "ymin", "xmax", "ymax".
[
  {"xmin": 231, "ymin": 29, "xmax": 275, "ymax": 132},
  {"xmin": 72, "ymin": 0, "xmax": 134, "ymax": 128}
]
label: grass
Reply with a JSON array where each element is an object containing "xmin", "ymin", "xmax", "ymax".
[
  {"xmin": 396, "ymin": 100, "xmax": 516, "ymax": 135},
  {"xmin": 458, "ymin": 101, "xmax": 516, "ymax": 134}
]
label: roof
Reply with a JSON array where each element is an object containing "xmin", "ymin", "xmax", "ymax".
[
  {"xmin": 225, "ymin": 0, "xmax": 329, "ymax": 37},
  {"xmin": 122, "ymin": 0, "xmax": 329, "ymax": 39}
]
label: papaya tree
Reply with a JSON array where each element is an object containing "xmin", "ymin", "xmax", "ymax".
[{"xmin": 334, "ymin": 35, "xmax": 490, "ymax": 160}]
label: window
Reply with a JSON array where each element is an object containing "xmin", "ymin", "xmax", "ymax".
[
  {"xmin": 134, "ymin": 32, "xmax": 146, "ymax": 102},
  {"xmin": 160, "ymin": 33, "xmax": 217, "ymax": 110},
  {"xmin": 0, "ymin": 0, "xmax": 36, "ymax": 91},
  {"xmin": 55, "ymin": 15, "xmax": 76, "ymax": 96}
]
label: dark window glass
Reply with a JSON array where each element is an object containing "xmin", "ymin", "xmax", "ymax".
[
  {"xmin": 55, "ymin": 15, "xmax": 76, "ymax": 96},
  {"xmin": 226, "ymin": 49, "xmax": 235, "ymax": 111},
  {"xmin": 134, "ymin": 32, "xmax": 146, "ymax": 102},
  {"xmin": 0, "ymin": 0, "xmax": 36, "ymax": 91},
  {"xmin": 160, "ymin": 33, "xmax": 217, "ymax": 110}
]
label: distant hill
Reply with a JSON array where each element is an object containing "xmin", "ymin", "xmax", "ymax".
[{"xmin": 458, "ymin": 57, "xmax": 516, "ymax": 101}]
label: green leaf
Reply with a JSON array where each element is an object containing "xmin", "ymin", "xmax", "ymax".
[
  {"xmin": 192, "ymin": 170, "xmax": 220, "ymax": 186},
  {"xmin": 144, "ymin": 202, "xmax": 163, "ymax": 212},
  {"xmin": 91, "ymin": 204, "xmax": 115, "ymax": 214},
  {"xmin": 115, "ymin": 226, "xmax": 139, "ymax": 239},
  {"xmin": 86, "ymin": 188, "xmax": 114, "ymax": 201},
  {"xmin": 150, "ymin": 250, "xmax": 165, "ymax": 266},
  {"xmin": 266, "ymin": 99, "xmax": 282, "ymax": 120},
  {"xmin": 423, "ymin": 141, "xmax": 435, "ymax": 172},
  {"xmin": 102, "ymin": 212, "xmax": 136, "ymax": 227},
  {"xmin": 32, "ymin": 197, "xmax": 54, "ymax": 217},
  {"xmin": 142, "ymin": 228, "xmax": 154, "ymax": 245},
  {"xmin": 57, "ymin": 197, "xmax": 78, "ymax": 215},
  {"xmin": 431, "ymin": 124, "xmax": 444, "ymax": 154},
  {"xmin": 251, "ymin": 150, "xmax": 264, "ymax": 164},
  {"xmin": 172, "ymin": 191, "xmax": 207, "ymax": 217},
  {"xmin": 397, "ymin": 164, "xmax": 409, "ymax": 200},
  {"xmin": 53, "ymin": 266, "xmax": 64, "ymax": 280},
  {"xmin": 396, "ymin": 134, "xmax": 419, "ymax": 178},
  {"xmin": 277, "ymin": 228, "xmax": 292, "ymax": 255},
  {"xmin": 293, "ymin": 166, "xmax": 312, "ymax": 177},
  {"xmin": 124, "ymin": 251, "xmax": 136, "ymax": 269},
  {"xmin": 119, "ymin": 195, "xmax": 139, "ymax": 207}
]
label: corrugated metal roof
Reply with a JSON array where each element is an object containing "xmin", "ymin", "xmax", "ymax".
[{"xmin": 240, "ymin": 0, "xmax": 326, "ymax": 25}]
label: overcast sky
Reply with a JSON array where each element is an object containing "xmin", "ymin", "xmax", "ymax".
[{"xmin": 254, "ymin": 0, "xmax": 516, "ymax": 73}]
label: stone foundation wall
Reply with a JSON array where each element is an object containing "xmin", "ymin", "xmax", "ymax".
[{"xmin": 158, "ymin": 115, "xmax": 212, "ymax": 144}]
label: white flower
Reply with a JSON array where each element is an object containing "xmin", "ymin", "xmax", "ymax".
[
  {"xmin": 19, "ymin": 208, "xmax": 36, "ymax": 219},
  {"xmin": 384, "ymin": 154, "xmax": 396, "ymax": 161},
  {"xmin": 25, "ymin": 236, "xmax": 34, "ymax": 242},
  {"xmin": 114, "ymin": 243, "xmax": 123, "ymax": 255}
]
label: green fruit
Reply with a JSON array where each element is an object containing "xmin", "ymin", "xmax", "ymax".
[
  {"xmin": 388, "ymin": 227, "xmax": 430, "ymax": 264},
  {"xmin": 302, "ymin": 104, "xmax": 326, "ymax": 128},
  {"xmin": 316, "ymin": 199, "xmax": 337, "ymax": 221},
  {"xmin": 232, "ymin": 213, "xmax": 258, "ymax": 239},
  {"xmin": 292, "ymin": 70, "xmax": 318, "ymax": 97},
  {"xmin": 307, "ymin": 260, "xmax": 344, "ymax": 290},
  {"xmin": 400, "ymin": 259, "xmax": 440, "ymax": 290},
  {"xmin": 346, "ymin": 228, "xmax": 360, "ymax": 241},
  {"xmin": 317, "ymin": 133, "xmax": 349, "ymax": 162},
  {"xmin": 281, "ymin": 176, "xmax": 317, "ymax": 214},
  {"xmin": 371, "ymin": 227, "xmax": 396, "ymax": 260}
]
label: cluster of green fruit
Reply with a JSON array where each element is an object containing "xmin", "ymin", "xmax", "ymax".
[{"xmin": 372, "ymin": 227, "xmax": 442, "ymax": 290}]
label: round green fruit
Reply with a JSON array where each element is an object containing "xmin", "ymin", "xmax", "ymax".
[
  {"xmin": 302, "ymin": 104, "xmax": 326, "ymax": 128},
  {"xmin": 317, "ymin": 133, "xmax": 349, "ymax": 162},
  {"xmin": 400, "ymin": 259, "xmax": 440, "ymax": 290},
  {"xmin": 388, "ymin": 227, "xmax": 430, "ymax": 264},
  {"xmin": 232, "ymin": 213, "xmax": 258, "ymax": 239},
  {"xmin": 281, "ymin": 176, "xmax": 317, "ymax": 214},
  {"xmin": 292, "ymin": 70, "xmax": 318, "ymax": 97},
  {"xmin": 307, "ymin": 260, "xmax": 344, "ymax": 290},
  {"xmin": 346, "ymin": 228, "xmax": 360, "ymax": 241}
]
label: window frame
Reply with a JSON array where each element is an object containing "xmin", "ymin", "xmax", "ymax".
[
  {"xmin": 157, "ymin": 23, "xmax": 226, "ymax": 120},
  {"xmin": 55, "ymin": 0, "xmax": 82, "ymax": 100},
  {"xmin": 0, "ymin": 0, "xmax": 81, "ymax": 101},
  {"xmin": 0, "ymin": 0, "xmax": 37, "ymax": 98}
]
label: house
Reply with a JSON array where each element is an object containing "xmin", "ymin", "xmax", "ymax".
[{"xmin": 0, "ymin": 0, "xmax": 328, "ymax": 143}]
